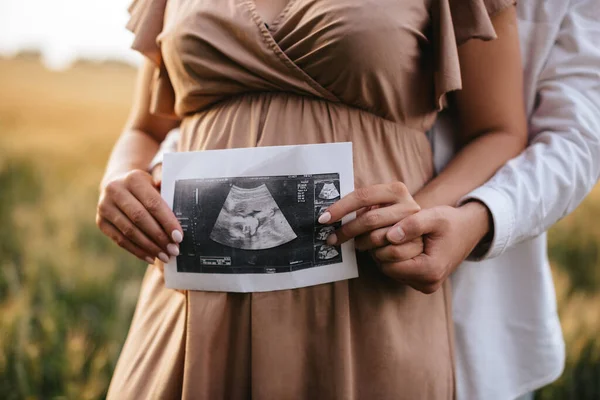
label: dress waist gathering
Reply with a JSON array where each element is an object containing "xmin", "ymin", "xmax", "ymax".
[{"xmin": 179, "ymin": 92, "xmax": 434, "ymax": 193}]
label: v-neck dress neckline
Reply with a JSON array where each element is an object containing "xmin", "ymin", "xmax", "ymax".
[
  {"xmin": 245, "ymin": 0, "xmax": 299, "ymax": 33},
  {"xmin": 237, "ymin": 0, "xmax": 339, "ymax": 102}
]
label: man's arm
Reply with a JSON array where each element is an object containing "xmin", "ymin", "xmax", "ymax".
[
  {"xmin": 461, "ymin": 1, "xmax": 600, "ymax": 259},
  {"xmin": 148, "ymin": 127, "xmax": 181, "ymax": 187},
  {"xmin": 379, "ymin": 1, "xmax": 600, "ymax": 289},
  {"xmin": 148, "ymin": 127, "xmax": 180, "ymax": 171}
]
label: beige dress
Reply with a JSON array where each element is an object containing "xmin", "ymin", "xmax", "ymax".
[{"xmin": 108, "ymin": 0, "xmax": 515, "ymax": 398}]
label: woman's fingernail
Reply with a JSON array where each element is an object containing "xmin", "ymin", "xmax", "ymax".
[
  {"xmin": 171, "ymin": 230, "xmax": 183, "ymax": 243},
  {"xmin": 145, "ymin": 257, "xmax": 155, "ymax": 264},
  {"xmin": 318, "ymin": 211, "xmax": 332, "ymax": 224},
  {"xmin": 167, "ymin": 243, "xmax": 180, "ymax": 257},
  {"xmin": 158, "ymin": 252, "xmax": 170, "ymax": 263},
  {"xmin": 326, "ymin": 233, "xmax": 338, "ymax": 245},
  {"xmin": 388, "ymin": 226, "xmax": 405, "ymax": 243}
]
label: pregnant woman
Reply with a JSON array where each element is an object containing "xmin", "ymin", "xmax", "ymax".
[{"xmin": 97, "ymin": 0, "xmax": 526, "ymax": 398}]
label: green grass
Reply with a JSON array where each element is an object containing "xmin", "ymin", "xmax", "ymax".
[{"xmin": 0, "ymin": 157, "xmax": 144, "ymax": 399}]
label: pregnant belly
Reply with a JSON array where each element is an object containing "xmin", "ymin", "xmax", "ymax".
[{"xmin": 179, "ymin": 92, "xmax": 434, "ymax": 194}]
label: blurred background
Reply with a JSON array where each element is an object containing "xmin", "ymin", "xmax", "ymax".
[{"xmin": 0, "ymin": 0, "xmax": 599, "ymax": 399}]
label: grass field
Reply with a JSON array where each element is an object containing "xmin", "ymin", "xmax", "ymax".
[{"xmin": 1, "ymin": 56, "xmax": 599, "ymax": 399}]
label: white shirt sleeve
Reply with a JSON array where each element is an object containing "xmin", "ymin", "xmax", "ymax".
[
  {"xmin": 461, "ymin": 1, "xmax": 600, "ymax": 260},
  {"xmin": 148, "ymin": 127, "xmax": 181, "ymax": 171}
]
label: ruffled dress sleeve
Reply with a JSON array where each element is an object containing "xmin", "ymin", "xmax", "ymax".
[
  {"xmin": 126, "ymin": 0, "xmax": 178, "ymax": 119},
  {"xmin": 433, "ymin": 0, "xmax": 517, "ymax": 109}
]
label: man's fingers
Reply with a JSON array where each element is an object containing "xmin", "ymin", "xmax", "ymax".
[
  {"xmin": 380, "ymin": 254, "xmax": 445, "ymax": 294},
  {"xmin": 386, "ymin": 207, "xmax": 449, "ymax": 244},
  {"xmin": 373, "ymin": 238, "xmax": 424, "ymax": 263},
  {"xmin": 329, "ymin": 202, "xmax": 420, "ymax": 245},
  {"xmin": 127, "ymin": 172, "xmax": 183, "ymax": 245},
  {"xmin": 319, "ymin": 183, "xmax": 413, "ymax": 224},
  {"xmin": 380, "ymin": 255, "xmax": 428, "ymax": 281},
  {"xmin": 355, "ymin": 227, "xmax": 389, "ymax": 251},
  {"xmin": 97, "ymin": 218, "xmax": 156, "ymax": 264}
]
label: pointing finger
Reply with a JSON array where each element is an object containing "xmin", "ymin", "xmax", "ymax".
[
  {"xmin": 329, "ymin": 202, "xmax": 420, "ymax": 245},
  {"xmin": 319, "ymin": 182, "xmax": 412, "ymax": 225}
]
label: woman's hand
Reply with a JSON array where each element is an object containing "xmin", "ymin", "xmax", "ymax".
[
  {"xmin": 96, "ymin": 169, "xmax": 183, "ymax": 264},
  {"xmin": 320, "ymin": 182, "xmax": 420, "ymax": 246},
  {"xmin": 318, "ymin": 182, "xmax": 424, "ymax": 271}
]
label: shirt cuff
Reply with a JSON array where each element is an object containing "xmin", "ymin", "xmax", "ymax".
[
  {"xmin": 458, "ymin": 185, "xmax": 515, "ymax": 260},
  {"xmin": 148, "ymin": 149, "xmax": 165, "ymax": 172},
  {"xmin": 147, "ymin": 128, "xmax": 180, "ymax": 172}
]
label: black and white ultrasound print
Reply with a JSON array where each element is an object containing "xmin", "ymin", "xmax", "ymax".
[
  {"xmin": 314, "ymin": 179, "xmax": 341, "ymax": 204},
  {"xmin": 173, "ymin": 173, "xmax": 342, "ymax": 274}
]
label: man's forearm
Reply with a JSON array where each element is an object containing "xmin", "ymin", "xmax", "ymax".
[
  {"xmin": 148, "ymin": 128, "xmax": 180, "ymax": 172},
  {"xmin": 458, "ymin": 3, "xmax": 600, "ymax": 259}
]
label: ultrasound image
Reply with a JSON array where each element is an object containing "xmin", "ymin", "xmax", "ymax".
[
  {"xmin": 316, "ymin": 244, "xmax": 341, "ymax": 261},
  {"xmin": 173, "ymin": 173, "xmax": 343, "ymax": 274},
  {"xmin": 316, "ymin": 226, "xmax": 336, "ymax": 241},
  {"xmin": 315, "ymin": 179, "xmax": 341, "ymax": 204},
  {"xmin": 209, "ymin": 184, "xmax": 297, "ymax": 250},
  {"xmin": 318, "ymin": 182, "xmax": 340, "ymax": 200}
]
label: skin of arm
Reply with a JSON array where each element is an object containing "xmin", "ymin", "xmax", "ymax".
[
  {"xmin": 101, "ymin": 61, "xmax": 179, "ymax": 187},
  {"xmin": 414, "ymin": 6, "xmax": 527, "ymax": 209},
  {"xmin": 96, "ymin": 60, "xmax": 183, "ymax": 264}
]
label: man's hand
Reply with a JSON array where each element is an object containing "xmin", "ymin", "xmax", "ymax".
[{"xmin": 376, "ymin": 202, "xmax": 492, "ymax": 294}]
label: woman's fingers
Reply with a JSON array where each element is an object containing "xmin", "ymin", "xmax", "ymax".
[
  {"xmin": 96, "ymin": 216, "xmax": 156, "ymax": 264},
  {"xmin": 97, "ymin": 169, "xmax": 183, "ymax": 262},
  {"xmin": 372, "ymin": 238, "xmax": 424, "ymax": 263},
  {"xmin": 319, "ymin": 182, "xmax": 415, "ymax": 224},
  {"xmin": 327, "ymin": 201, "xmax": 420, "ymax": 245},
  {"xmin": 125, "ymin": 170, "xmax": 183, "ymax": 244},
  {"xmin": 115, "ymin": 189, "xmax": 177, "ymax": 256},
  {"xmin": 98, "ymin": 200, "xmax": 172, "ymax": 263}
]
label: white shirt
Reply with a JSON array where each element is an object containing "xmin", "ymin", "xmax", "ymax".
[
  {"xmin": 151, "ymin": 2, "xmax": 600, "ymax": 398},
  {"xmin": 433, "ymin": 1, "xmax": 600, "ymax": 399}
]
